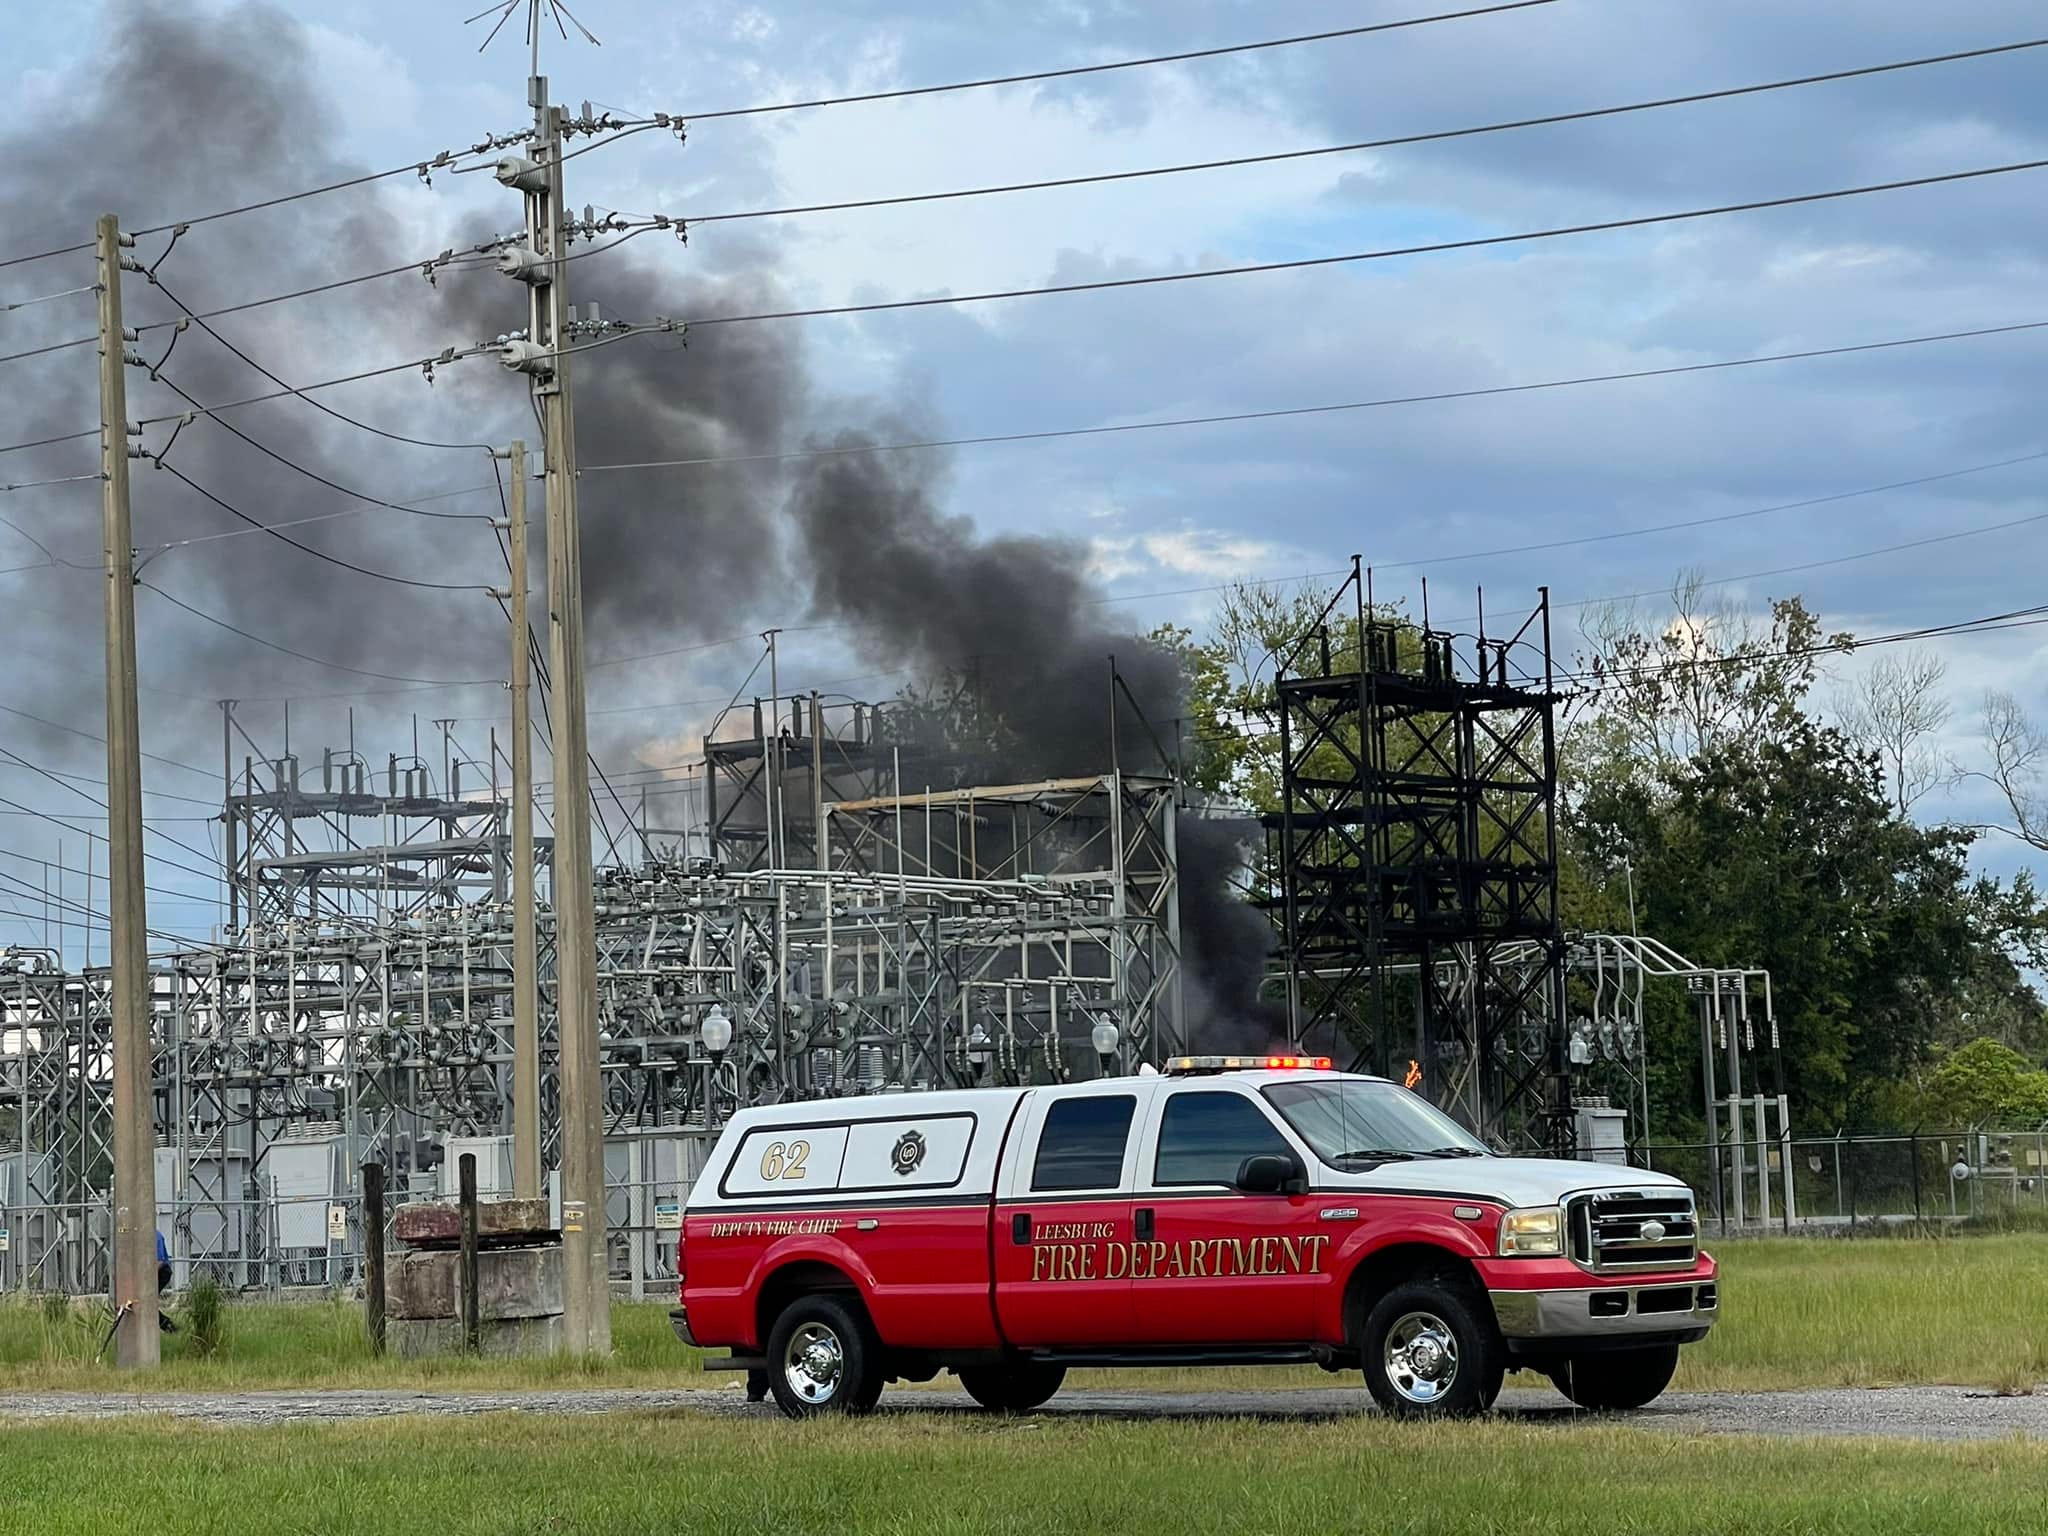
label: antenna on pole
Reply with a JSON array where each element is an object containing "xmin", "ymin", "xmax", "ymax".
[{"xmin": 466, "ymin": 0, "xmax": 601, "ymax": 91}]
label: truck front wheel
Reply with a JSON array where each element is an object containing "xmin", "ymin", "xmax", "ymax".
[
  {"xmin": 1547, "ymin": 1344, "xmax": 1679, "ymax": 1411},
  {"xmin": 1360, "ymin": 1278, "xmax": 1504, "ymax": 1418},
  {"xmin": 957, "ymin": 1361, "xmax": 1066, "ymax": 1413},
  {"xmin": 766, "ymin": 1294, "xmax": 883, "ymax": 1419}
]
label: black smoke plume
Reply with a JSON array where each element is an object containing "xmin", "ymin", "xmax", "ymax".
[{"xmin": 0, "ymin": 2, "xmax": 1276, "ymax": 1047}]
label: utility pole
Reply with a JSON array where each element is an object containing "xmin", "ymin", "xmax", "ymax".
[
  {"xmin": 97, "ymin": 213, "xmax": 158, "ymax": 1367},
  {"xmin": 763, "ymin": 628, "xmax": 781, "ymax": 870},
  {"xmin": 499, "ymin": 82, "xmax": 608, "ymax": 1355},
  {"xmin": 503, "ymin": 441, "xmax": 541, "ymax": 1200}
]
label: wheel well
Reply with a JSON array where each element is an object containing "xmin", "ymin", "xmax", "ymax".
[
  {"xmin": 754, "ymin": 1259, "xmax": 865, "ymax": 1348},
  {"xmin": 1342, "ymin": 1243, "xmax": 1486, "ymax": 1345}
]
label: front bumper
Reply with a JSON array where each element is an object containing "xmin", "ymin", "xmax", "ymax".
[
  {"xmin": 668, "ymin": 1305, "xmax": 699, "ymax": 1348},
  {"xmin": 1489, "ymin": 1278, "xmax": 1717, "ymax": 1345}
]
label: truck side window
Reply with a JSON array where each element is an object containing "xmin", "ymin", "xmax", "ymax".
[
  {"xmin": 1154, "ymin": 1091, "xmax": 1295, "ymax": 1187},
  {"xmin": 1032, "ymin": 1095, "xmax": 1137, "ymax": 1192}
]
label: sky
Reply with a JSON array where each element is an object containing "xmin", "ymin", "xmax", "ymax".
[{"xmin": 2, "ymin": 0, "xmax": 2047, "ymax": 956}]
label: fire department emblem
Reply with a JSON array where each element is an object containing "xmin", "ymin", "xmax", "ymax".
[{"xmin": 891, "ymin": 1130, "xmax": 927, "ymax": 1177}]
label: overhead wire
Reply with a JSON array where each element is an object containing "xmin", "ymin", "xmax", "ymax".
[
  {"xmin": 673, "ymin": 159, "xmax": 2048, "ymax": 332},
  {"xmin": 678, "ymin": 38, "xmax": 2048, "ymax": 228},
  {"xmin": 153, "ymin": 462, "xmax": 497, "ymax": 593},
  {"xmin": 138, "ymin": 580, "xmax": 499, "ymax": 686},
  {"xmin": 0, "ymin": 134, "xmax": 528, "ymax": 272},
  {"xmin": 579, "ymin": 320, "xmax": 2048, "ymax": 478},
  {"xmin": 679, "ymin": 0, "xmax": 1559, "ymax": 122},
  {"xmin": 148, "ymin": 275, "xmax": 506, "ymax": 460}
]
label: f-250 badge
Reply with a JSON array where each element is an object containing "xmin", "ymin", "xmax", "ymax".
[{"xmin": 891, "ymin": 1130, "xmax": 927, "ymax": 1176}]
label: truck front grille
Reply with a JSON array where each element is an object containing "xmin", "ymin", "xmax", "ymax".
[{"xmin": 1567, "ymin": 1189, "xmax": 1697, "ymax": 1273}]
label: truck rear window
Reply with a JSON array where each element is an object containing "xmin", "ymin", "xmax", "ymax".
[{"xmin": 1032, "ymin": 1095, "xmax": 1135, "ymax": 1192}]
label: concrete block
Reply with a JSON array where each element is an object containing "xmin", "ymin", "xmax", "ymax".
[
  {"xmin": 388, "ymin": 1313, "xmax": 566, "ymax": 1359},
  {"xmin": 386, "ymin": 1243, "xmax": 564, "ymax": 1321},
  {"xmin": 393, "ymin": 1196, "xmax": 553, "ymax": 1248}
]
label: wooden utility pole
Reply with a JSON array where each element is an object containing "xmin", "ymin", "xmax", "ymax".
[
  {"xmin": 532, "ymin": 97, "xmax": 608, "ymax": 1356},
  {"xmin": 97, "ymin": 213, "xmax": 158, "ymax": 1368},
  {"xmin": 505, "ymin": 441, "xmax": 541, "ymax": 1201}
]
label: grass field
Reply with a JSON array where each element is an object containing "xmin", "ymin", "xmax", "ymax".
[
  {"xmin": 3, "ymin": 1410, "xmax": 2046, "ymax": 1536},
  {"xmin": 3, "ymin": 1231, "xmax": 2044, "ymax": 1395}
]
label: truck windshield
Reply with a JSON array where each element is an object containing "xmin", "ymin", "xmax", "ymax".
[{"xmin": 1264, "ymin": 1080, "xmax": 1489, "ymax": 1169}]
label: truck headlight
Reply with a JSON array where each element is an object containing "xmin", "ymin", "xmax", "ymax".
[{"xmin": 1498, "ymin": 1206, "xmax": 1564, "ymax": 1257}]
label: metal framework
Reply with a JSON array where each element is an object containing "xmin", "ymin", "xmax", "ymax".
[
  {"xmin": 2, "ymin": 824, "xmax": 1179, "ymax": 1293},
  {"xmin": 1265, "ymin": 558, "xmax": 1573, "ymax": 1151}
]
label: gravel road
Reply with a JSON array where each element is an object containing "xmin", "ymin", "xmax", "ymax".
[{"xmin": 3, "ymin": 1382, "xmax": 2045, "ymax": 1440}]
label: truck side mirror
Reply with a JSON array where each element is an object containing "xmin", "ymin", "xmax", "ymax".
[{"xmin": 1236, "ymin": 1153, "xmax": 1305, "ymax": 1195}]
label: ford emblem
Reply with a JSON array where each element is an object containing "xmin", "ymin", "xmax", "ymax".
[{"xmin": 1639, "ymin": 1219, "xmax": 1666, "ymax": 1243}]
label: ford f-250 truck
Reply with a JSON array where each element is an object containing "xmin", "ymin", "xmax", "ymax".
[{"xmin": 674, "ymin": 1056, "xmax": 1715, "ymax": 1419}]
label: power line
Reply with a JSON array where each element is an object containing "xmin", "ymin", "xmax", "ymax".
[
  {"xmin": 675, "ymin": 158, "xmax": 2048, "ymax": 331},
  {"xmin": 0, "ymin": 136, "xmax": 526, "ymax": 272},
  {"xmin": 681, "ymin": 38, "xmax": 2048, "ymax": 229},
  {"xmin": 0, "ymin": 699, "xmax": 216, "ymax": 781},
  {"xmin": 580, "ymin": 319, "xmax": 2048, "ymax": 478},
  {"xmin": 130, "ymin": 347, "xmax": 486, "ymax": 433},
  {"xmin": 681, "ymin": 0, "xmax": 1558, "ymax": 122},
  {"xmin": 0, "ymin": 790, "xmax": 221, "ymax": 891},
  {"xmin": 130, "ymin": 252, "xmax": 495, "ymax": 339},
  {"xmin": 149, "ymin": 276, "xmax": 504, "ymax": 460},
  {"xmin": 1551, "ymin": 501, "xmax": 2048, "ymax": 618},
  {"xmin": 0, "ymin": 749, "xmax": 224, "ymax": 878},
  {"xmin": 154, "ymin": 463, "xmax": 497, "ymax": 593},
  {"xmin": 0, "ymin": 282, "xmax": 97, "ymax": 314},
  {"xmin": 0, "ymin": 425, "xmax": 97, "ymax": 459},
  {"xmin": 138, "ymin": 579, "xmax": 499, "ymax": 686},
  {"xmin": 1555, "ymin": 601, "xmax": 2048, "ymax": 692}
]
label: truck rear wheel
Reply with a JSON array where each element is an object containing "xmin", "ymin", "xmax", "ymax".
[
  {"xmin": 1548, "ymin": 1344, "xmax": 1679, "ymax": 1411},
  {"xmin": 1360, "ymin": 1278, "xmax": 1503, "ymax": 1418},
  {"xmin": 957, "ymin": 1361, "xmax": 1066, "ymax": 1413},
  {"xmin": 766, "ymin": 1294, "xmax": 883, "ymax": 1419}
]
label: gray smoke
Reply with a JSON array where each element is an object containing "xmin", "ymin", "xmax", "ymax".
[
  {"xmin": 0, "ymin": 2, "xmax": 1276, "ymax": 1043},
  {"xmin": 787, "ymin": 439, "xmax": 1277, "ymax": 1049}
]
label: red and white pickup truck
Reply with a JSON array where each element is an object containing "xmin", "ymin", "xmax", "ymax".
[{"xmin": 674, "ymin": 1057, "xmax": 1716, "ymax": 1418}]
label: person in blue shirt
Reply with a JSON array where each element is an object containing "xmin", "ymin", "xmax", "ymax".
[{"xmin": 155, "ymin": 1229, "xmax": 177, "ymax": 1334}]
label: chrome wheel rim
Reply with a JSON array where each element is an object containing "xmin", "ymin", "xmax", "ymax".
[
  {"xmin": 783, "ymin": 1320, "xmax": 845, "ymax": 1405},
  {"xmin": 1384, "ymin": 1311, "xmax": 1460, "ymax": 1404}
]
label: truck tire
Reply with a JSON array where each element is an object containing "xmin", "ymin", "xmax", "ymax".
[
  {"xmin": 1360, "ymin": 1278, "xmax": 1503, "ymax": 1418},
  {"xmin": 957, "ymin": 1361, "xmax": 1066, "ymax": 1413},
  {"xmin": 1548, "ymin": 1345, "xmax": 1679, "ymax": 1411},
  {"xmin": 765, "ymin": 1294, "xmax": 883, "ymax": 1419}
]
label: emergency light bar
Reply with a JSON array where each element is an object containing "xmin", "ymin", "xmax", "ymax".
[{"xmin": 1164, "ymin": 1054, "xmax": 1334, "ymax": 1075}]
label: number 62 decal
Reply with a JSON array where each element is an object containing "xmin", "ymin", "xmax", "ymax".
[{"xmin": 758, "ymin": 1139, "xmax": 811, "ymax": 1181}]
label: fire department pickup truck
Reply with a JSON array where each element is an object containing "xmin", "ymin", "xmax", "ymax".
[{"xmin": 674, "ymin": 1057, "xmax": 1715, "ymax": 1419}]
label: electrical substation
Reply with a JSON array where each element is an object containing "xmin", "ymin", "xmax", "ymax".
[{"xmin": 0, "ymin": 570, "xmax": 1789, "ymax": 1296}]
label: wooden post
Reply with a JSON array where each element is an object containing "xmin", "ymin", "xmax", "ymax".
[
  {"xmin": 99, "ymin": 214, "xmax": 158, "ymax": 1369},
  {"xmin": 363, "ymin": 1161, "xmax": 386, "ymax": 1356},
  {"xmin": 459, "ymin": 1153, "xmax": 480, "ymax": 1353}
]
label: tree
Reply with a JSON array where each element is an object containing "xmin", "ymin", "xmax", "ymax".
[
  {"xmin": 1919, "ymin": 1039, "xmax": 2048, "ymax": 1127},
  {"xmin": 1573, "ymin": 717, "xmax": 1999, "ymax": 1125},
  {"xmin": 1835, "ymin": 648, "xmax": 1951, "ymax": 817},
  {"xmin": 1578, "ymin": 571, "xmax": 1853, "ymax": 780},
  {"xmin": 1968, "ymin": 691, "xmax": 2048, "ymax": 853}
]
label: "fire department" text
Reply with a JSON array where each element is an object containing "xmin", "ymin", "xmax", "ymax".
[{"xmin": 1028, "ymin": 1233, "xmax": 1332, "ymax": 1282}]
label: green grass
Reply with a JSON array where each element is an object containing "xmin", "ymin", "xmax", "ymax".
[
  {"xmin": 3, "ymin": 1411, "xmax": 2047, "ymax": 1536},
  {"xmin": 0, "ymin": 1293, "xmax": 696, "ymax": 1392},
  {"xmin": 6, "ymin": 1230, "xmax": 2047, "ymax": 1396}
]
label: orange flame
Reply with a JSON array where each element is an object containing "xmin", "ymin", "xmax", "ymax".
[{"xmin": 1404, "ymin": 1059, "xmax": 1423, "ymax": 1090}]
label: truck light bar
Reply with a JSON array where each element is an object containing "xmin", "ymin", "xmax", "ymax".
[{"xmin": 1165, "ymin": 1054, "xmax": 1334, "ymax": 1075}]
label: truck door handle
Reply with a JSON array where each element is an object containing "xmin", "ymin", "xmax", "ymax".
[
  {"xmin": 1012, "ymin": 1212, "xmax": 1032, "ymax": 1244},
  {"xmin": 1134, "ymin": 1208, "xmax": 1154, "ymax": 1242}
]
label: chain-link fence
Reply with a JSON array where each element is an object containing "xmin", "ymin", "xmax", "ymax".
[
  {"xmin": 0, "ymin": 1170, "xmax": 692, "ymax": 1299},
  {"xmin": 1633, "ymin": 1127, "xmax": 2048, "ymax": 1234}
]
